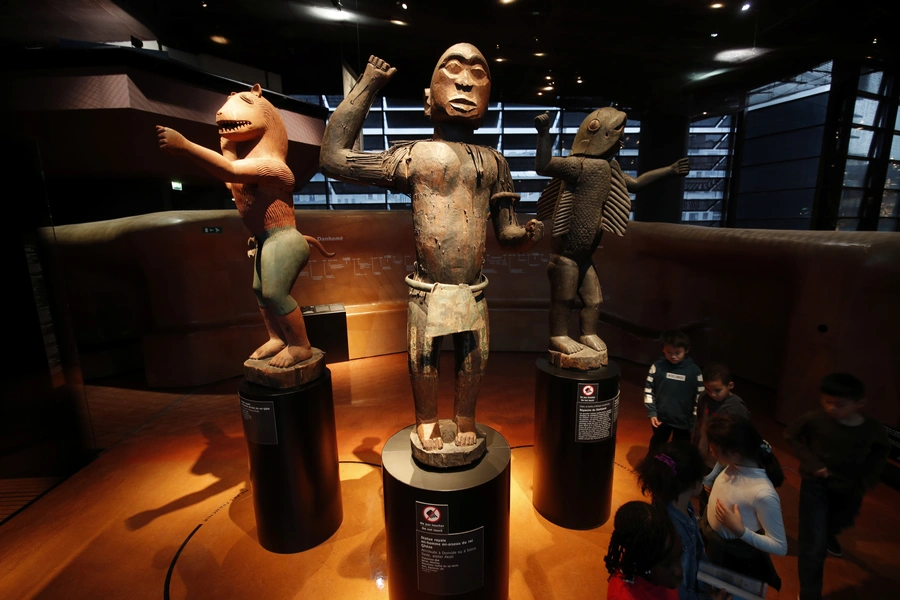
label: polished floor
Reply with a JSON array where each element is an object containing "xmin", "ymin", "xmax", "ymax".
[{"xmin": 0, "ymin": 352, "xmax": 898, "ymax": 599}]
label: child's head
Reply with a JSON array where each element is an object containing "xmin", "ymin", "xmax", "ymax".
[
  {"xmin": 819, "ymin": 372, "xmax": 866, "ymax": 420},
  {"xmin": 706, "ymin": 414, "xmax": 784, "ymax": 487},
  {"xmin": 703, "ymin": 363, "xmax": 734, "ymax": 401},
  {"xmin": 604, "ymin": 501, "xmax": 683, "ymax": 589},
  {"xmin": 636, "ymin": 442, "xmax": 707, "ymax": 505},
  {"xmin": 661, "ymin": 330, "xmax": 690, "ymax": 365}
]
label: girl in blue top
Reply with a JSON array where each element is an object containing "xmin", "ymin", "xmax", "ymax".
[{"xmin": 637, "ymin": 442, "xmax": 730, "ymax": 600}]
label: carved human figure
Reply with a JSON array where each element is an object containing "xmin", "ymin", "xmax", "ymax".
[
  {"xmin": 321, "ymin": 47, "xmax": 543, "ymax": 450},
  {"xmin": 534, "ymin": 109, "xmax": 689, "ymax": 363},
  {"xmin": 157, "ymin": 84, "xmax": 333, "ymax": 369}
]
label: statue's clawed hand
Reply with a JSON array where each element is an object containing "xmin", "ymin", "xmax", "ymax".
[
  {"xmin": 525, "ymin": 219, "xmax": 544, "ymax": 242},
  {"xmin": 534, "ymin": 112, "xmax": 551, "ymax": 133},
  {"xmin": 157, "ymin": 125, "xmax": 186, "ymax": 154},
  {"xmin": 364, "ymin": 55, "xmax": 397, "ymax": 88},
  {"xmin": 672, "ymin": 157, "xmax": 690, "ymax": 176}
]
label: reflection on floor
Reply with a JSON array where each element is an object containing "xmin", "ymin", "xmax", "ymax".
[{"xmin": 0, "ymin": 353, "xmax": 897, "ymax": 599}]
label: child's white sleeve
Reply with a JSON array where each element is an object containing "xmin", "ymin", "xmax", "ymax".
[
  {"xmin": 644, "ymin": 364, "xmax": 658, "ymax": 418},
  {"xmin": 739, "ymin": 488, "xmax": 788, "ymax": 556}
]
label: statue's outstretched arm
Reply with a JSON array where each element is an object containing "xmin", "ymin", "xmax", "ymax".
[
  {"xmin": 491, "ymin": 153, "xmax": 544, "ymax": 251},
  {"xmin": 320, "ymin": 56, "xmax": 397, "ymax": 185},
  {"xmin": 624, "ymin": 157, "xmax": 690, "ymax": 191},
  {"xmin": 156, "ymin": 126, "xmax": 292, "ymax": 188}
]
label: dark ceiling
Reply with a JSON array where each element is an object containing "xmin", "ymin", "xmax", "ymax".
[{"xmin": 3, "ymin": 0, "xmax": 898, "ymax": 117}]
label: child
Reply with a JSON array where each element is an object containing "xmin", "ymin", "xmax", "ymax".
[
  {"xmin": 636, "ymin": 442, "xmax": 730, "ymax": 600},
  {"xmin": 784, "ymin": 372, "xmax": 890, "ymax": 600},
  {"xmin": 701, "ymin": 414, "xmax": 786, "ymax": 591},
  {"xmin": 692, "ymin": 363, "xmax": 750, "ymax": 469},
  {"xmin": 604, "ymin": 501, "xmax": 683, "ymax": 600},
  {"xmin": 644, "ymin": 330, "xmax": 704, "ymax": 454}
]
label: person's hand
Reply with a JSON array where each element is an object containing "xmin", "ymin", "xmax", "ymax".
[
  {"xmin": 363, "ymin": 55, "xmax": 396, "ymax": 89},
  {"xmin": 534, "ymin": 112, "xmax": 551, "ymax": 133},
  {"xmin": 650, "ymin": 416, "xmax": 661, "ymax": 428},
  {"xmin": 715, "ymin": 499, "xmax": 745, "ymax": 536},
  {"xmin": 670, "ymin": 157, "xmax": 690, "ymax": 176},
  {"xmin": 814, "ymin": 467, "xmax": 829, "ymax": 478},
  {"xmin": 157, "ymin": 126, "xmax": 187, "ymax": 154},
  {"xmin": 524, "ymin": 218, "xmax": 543, "ymax": 241},
  {"xmin": 710, "ymin": 587, "xmax": 732, "ymax": 600}
]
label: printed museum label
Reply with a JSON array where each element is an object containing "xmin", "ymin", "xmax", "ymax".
[
  {"xmin": 239, "ymin": 397, "xmax": 278, "ymax": 445},
  {"xmin": 576, "ymin": 391, "xmax": 620, "ymax": 443},
  {"xmin": 415, "ymin": 501, "xmax": 484, "ymax": 595}
]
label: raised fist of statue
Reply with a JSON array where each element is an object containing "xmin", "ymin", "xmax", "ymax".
[
  {"xmin": 671, "ymin": 157, "xmax": 691, "ymax": 176},
  {"xmin": 364, "ymin": 55, "xmax": 397, "ymax": 88},
  {"xmin": 156, "ymin": 125, "xmax": 187, "ymax": 154},
  {"xmin": 534, "ymin": 112, "xmax": 551, "ymax": 133},
  {"xmin": 525, "ymin": 218, "xmax": 544, "ymax": 241}
]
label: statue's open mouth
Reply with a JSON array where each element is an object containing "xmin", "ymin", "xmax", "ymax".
[
  {"xmin": 449, "ymin": 98, "xmax": 476, "ymax": 113},
  {"xmin": 217, "ymin": 120, "xmax": 252, "ymax": 133}
]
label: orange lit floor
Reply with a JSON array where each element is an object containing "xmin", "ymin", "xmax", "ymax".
[{"xmin": 1, "ymin": 353, "xmax": 897, "ymax": 599}]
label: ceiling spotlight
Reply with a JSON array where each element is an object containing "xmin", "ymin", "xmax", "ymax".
[
  {"xmin": 714, "ymin": 47, "xmax": 769, "ymax": 62},
  {"xmin": 201, "ymin": 1, "xmax": 208, "ymax": 7},
  {"xmin": 711, "ymin": 33, "xmax": 718, "ymax": 37},
  {"xmin": 873, "ymin": 38, "xmax": 878, "ymax": 44},
  {"xmin": 710, "ymin": 2, "xmax": 723, "ymax": 7},
  {"xmin": 703, "ymin": 111, "xmax": 708, "ymax": 115},
  {"xmin": 577, "ymin": 79, "xmax": 583, "ymax": 84},
  {"xmin": 545, "ymin": 75, "xmax": 552, "ymax": 80},
  {"xmin": 401, "ymin": 2, "xmax": 408, "ymax": 8},
  {"xmin": 309, "ymin": 6, "xmax": 352, "ymax": 21},
  {"xmin": 210, "ymin": 35, "xmax": 229, "ymax": 44},
  {"xmin": 542, "ymin": 86, "xmax": 554, "ymax": 91},
  {"xmin": 501, "ymin": 0, "xmax": 517, "ymax": 4},
  {"xmin": 537, "ymin": 92, "xmax": 543, "ymax": 96},
  {"xmin": 741, "ymin": 3, "xmax": 751, "ymax": 10},
  {"xmin": 534, "ymin": 52, "xmax": 545, "ymax": 57},
  {"xmin": 390, "ymin": 20, "xmax": 407, "ymax": 25},
  {"xmin": 495, "ymin": 57, "xmax": 506, "ymax": 62}
]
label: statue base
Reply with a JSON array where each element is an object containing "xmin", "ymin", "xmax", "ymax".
[
  {"xmin": 548, "ymin": 346, "xmax": 608, "ymax": 371},
  {"xmin": 410, "ymin": 419, "xmax": 487, "ymax": 468},
  {"xmin": 243, "ymin": 348, "xmax": 325, "ymax": 389}
]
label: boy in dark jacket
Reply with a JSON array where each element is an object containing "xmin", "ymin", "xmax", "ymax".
[
  {"xmin": 644, "ymin": 330, "xmax": 704, "ymax": 454},
  {"xmin": 784, "ymin": 372, "xmax": 890, "ymax": 600},
  {"xmin": 692, "ymin": 363, "xmax": 750, "ymax": 468}
]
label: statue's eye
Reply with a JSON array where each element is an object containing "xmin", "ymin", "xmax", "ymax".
[
  {"xmin": 240, "ymin": 94, "xmax": 254, "ymax": 105},
  {"xmin": 470, "ymin": 66, "xmax": 488, "ymax": 80},
  {"xmin": 442, "ymin": 60, "xmax": 463, "ymax": 75},
  {"xmin": 588, "ymin": 119, "xmax": 601, "ymax": 132}
]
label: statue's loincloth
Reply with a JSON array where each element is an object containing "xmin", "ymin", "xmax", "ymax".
[{"xmin": 405, "ymin": 274, "xmax": 489, "ymax": 338}]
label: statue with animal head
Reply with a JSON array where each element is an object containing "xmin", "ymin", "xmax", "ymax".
[
  {"xmin": 534, "ymin": 108, "xmax": 690, "ymax": 370},
  {"xmin": 157, "ymin": 83, "xmax": 333, "ymax": 372}
]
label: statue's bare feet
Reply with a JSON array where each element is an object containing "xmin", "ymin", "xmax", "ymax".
[
  {"xmin": 454, "ymin": 416, "xmax": 477, "ymax": 446},
  {"xmin": 268, "ymin": 344, "xmax": 313, "ymax": 368},
  {"xmin": 417, "ymin": 422, "xmax": 443, "ymax": 450},
  {"xmin": 579, "ymin": 335, "xmax": 608, "ymax": 354},
  {"xmin": 550, "ymin": 336, "xmax": 585, "ymax": 355},
  {"xmin": 249, "ymin": 338, "xmax": 285, "ymax": 360}
]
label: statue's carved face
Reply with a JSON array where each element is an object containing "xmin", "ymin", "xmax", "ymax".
[
  {"xmin": 571, "ymin": 107, "xmax": 627, "ymax": 158},
  {"xmin": 425, "ymin": 43, "xmax": 491, "ymax": 128},
  {"xmin": 216, "ymin": 84, "xmax": 266, "ymax": 141}
]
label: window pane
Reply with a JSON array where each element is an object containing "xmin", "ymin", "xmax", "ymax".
[
  {"xmin": 895, "ymin": 109, "xmax": 900, "ymax": 132},
  {"xmin": 848, "ymin": 128, "xmax": 874, "ymax": 157},
  {"xmin": 843, "ymin": 159, "xmax": 869, "ymax": 187},
  {"xmin": 858, "ymin": 71, "xmax": 884, "ymax": 95},
  {"xmin": 839, "ymin": 188, "xmax": 864, "ymax": 217},
  {"xmin": 881, "ymin": 190, "xmax": 899, "ymax": 218},
  {"xmin": 886, "ymin": 162, "xmax": 900, "ymax": 190},
  {"xmin": 877, "ymin": 219, "xmax": 898, "ymax": 232},
  {"xmin": 836, "ymin": 218, "xmax": 859, "ymax": 231},
  {"xmin": 852, "ymin": 97, "xmax": 880, "ymax": 126},
  {"xmin": 891, "ymin": 135, "xmax": 900, "ymax": 161}
]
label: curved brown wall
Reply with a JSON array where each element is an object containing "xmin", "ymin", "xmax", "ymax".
[{"xmin": 44, "ymin": 212, "xmax": 899, "ymax": 428}]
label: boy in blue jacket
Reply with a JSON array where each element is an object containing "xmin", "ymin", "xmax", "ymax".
[{"xmin": 645, "ymin": 330, "xmax": 704, "ymax": 454}]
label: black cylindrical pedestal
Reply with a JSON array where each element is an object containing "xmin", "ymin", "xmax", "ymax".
[
  {"xmin": 533, "ymin": 358, "xmax": 620, "ymax": 529},
  {"xmin": 238, "ymin": 370, "xmax": 343, "ymax": 553},
  {"xmin": 382, "ymin": 425, "xmax": 511, "ymax": 599}
]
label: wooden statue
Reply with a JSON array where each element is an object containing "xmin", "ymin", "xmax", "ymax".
[
  {"xmin": 321, "ymin": 47, "xmax": 542, "ymax": 463},
  {"xmin": 157, "ymin": 84, "xmax": 333, "ymax": 377},
  {"xmin": 534, "ymin": 109, "xmax": 689, "ymax": 370}
]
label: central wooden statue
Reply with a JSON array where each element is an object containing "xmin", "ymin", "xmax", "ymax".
[{"xmin": 321, "ymin": 46, "xmax": 542, "ymax": 465}]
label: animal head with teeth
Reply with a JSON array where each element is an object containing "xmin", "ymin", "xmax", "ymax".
[{"xmin": 215, "ymin": 83, "xmax": 288, "ymax": 159}]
